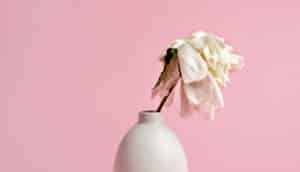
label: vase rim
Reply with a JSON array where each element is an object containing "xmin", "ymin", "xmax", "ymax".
[
  {"xmin": 138, "ymin": 110, "xmax": 162, "ymax": 123},
  {"xmin": 139, "ymin": 110, "xmax": 161, "ymax": 115}
]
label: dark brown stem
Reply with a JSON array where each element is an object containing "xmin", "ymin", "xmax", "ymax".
[
  {"xmin": 156, "ymin": 83, "xmax": 177, "ymax": 112},
  {"xmin": 155, "ymin": 52, "xmax": 181, "ymax": 113}
]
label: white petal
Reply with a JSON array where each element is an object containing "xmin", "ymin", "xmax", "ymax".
[
  {"xmin": 182, "ymin": 73, "xmax": 224, "ymax": 119},
  {"xmin": 177, "ymin": 43, "xmax": 208, "ymax": 84},
  {"xmin": 183, "ymin": 78, "xmax": 211, "ymax": 106},
  {"xmin": 207, "ymin": 73, "xmax": 224, "ymax": 109},
  {"xmin": 187, "ymin": 36, "xmax": 207, "ymax": 50},
  {"xmin": 180, "ymin": 81, "xmax": 194, "ymax": 117},
  {"xmin": 170, "ymin": 39, "xmax": 186, "ymax": 49},
  {"xmin": 192, "ymin": 31, "xmax": 208, "ymax": 38}
]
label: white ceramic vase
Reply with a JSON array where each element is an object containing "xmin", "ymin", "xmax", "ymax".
[{"xmin": 114, "ymin": 111, "xmax": 188, "ymax": 172}]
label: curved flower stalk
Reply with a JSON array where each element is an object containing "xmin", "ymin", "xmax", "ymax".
[{"xmin": 152, "ymin": 31, "xmax": 243, "ymax": 120}]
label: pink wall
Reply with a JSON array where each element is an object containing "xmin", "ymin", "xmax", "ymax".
[{"xmin": 1, "ymin": 0, "xmax": 300, "ymax": 171}]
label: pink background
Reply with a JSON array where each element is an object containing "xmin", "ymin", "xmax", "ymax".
[{"xmin": 1, "ymin": 0, "xmax": 300, "ymax": 171}]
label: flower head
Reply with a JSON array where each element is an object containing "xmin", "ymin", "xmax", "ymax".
[{"xmin": 152, "ymin": 31, "xmax": 243, "ymax": 120}]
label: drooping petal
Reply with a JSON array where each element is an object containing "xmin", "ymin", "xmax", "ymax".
[
  {"xmin": 152, "ymin": 54, "xmax": 180, "ymax": 104},
  {"xmin": 177, "ymin": 43, "xmax": 208, "ymax": 84},
  {"xmin": 182, "ymin": 78, "xmax": 211, "ymax": 106},
  {"xmin": 207, "ymin": 72, "xmax": 224, "ymax": 109},
  {"xmin": 180, "ymin": 80, "xmax": 194, "ymax": 117},
  {"xmin": 182, "ymin": 73, "xmax": 224, "ymax": 120}
]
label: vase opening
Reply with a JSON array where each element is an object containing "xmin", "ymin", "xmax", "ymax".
[{"xmin": 138, "ymin": 110, "xmax": 163, "ymax": 123}]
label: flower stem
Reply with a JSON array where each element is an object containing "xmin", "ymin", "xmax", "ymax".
[{"xmin": 156, "ymin": 83, "xmax": 177, "ymax": 112}]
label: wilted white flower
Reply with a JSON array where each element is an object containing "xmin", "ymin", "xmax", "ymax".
[{"xmin": 152, "ymin": 31, "xmax": 243, "ymax": 120}]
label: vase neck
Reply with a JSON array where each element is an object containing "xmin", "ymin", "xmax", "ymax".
[{"xmin": 138, "ymin": 111, "xmax": 163, "ymax": 124}]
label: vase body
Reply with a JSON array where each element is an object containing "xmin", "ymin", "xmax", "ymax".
[{"xmin": 114, "ymin": 111, "xmax": 188, "ymax": 172}]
